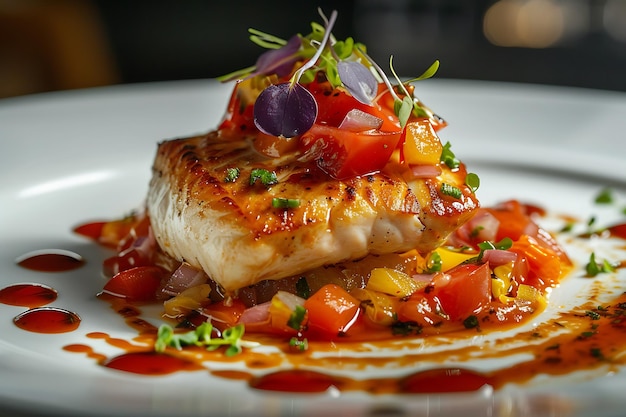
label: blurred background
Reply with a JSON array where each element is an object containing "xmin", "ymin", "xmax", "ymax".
[{"xmin": 1, "ymin": 0, "xmax": 625, "ymax": 99}]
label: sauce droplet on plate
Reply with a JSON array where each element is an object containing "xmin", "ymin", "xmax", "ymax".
[
  {"xmin": 16, "ymin": 249, "xmax": 85, "ymax": 272},
  {"xmin": 13, "ymin": 307, "xmax": 81, "ymax": 333},
  {"xmin": 0, "ymin": 283, "xmax": 57, "ymax": 308},
  {"xmin": 103, "ymin": 351, "xmax": 203, "ymax": 375}
]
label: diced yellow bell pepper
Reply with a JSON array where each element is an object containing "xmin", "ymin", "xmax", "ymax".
[
  {"xmin": 163, "ymin": 284, "xmax": 212, "ymax": 318},
  {"xmin": 432, "ymin": 247, "xmax": 477, "ymax": 272},
  {"xmin": 492, "ymin": 262, "xmax": 515, "ymax": 303},
  {"xmin": 516, "ymin": 284, "xmax": 547, "ymax": 311},
  {"xmin": 351, "ymin": 288, "xmax": 398, "ymax": 326},
  {"xmin": 366, "ymin": 268, "xmax": 420, "ymax": 297},
  {"xmin": 402, "ymin": 119, "xmax": 443, "ymax": 166}
]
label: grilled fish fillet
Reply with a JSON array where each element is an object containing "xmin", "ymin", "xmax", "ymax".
[{"xmin": 147, "ymin": 131, "xmax": 478, "ymax": 294}]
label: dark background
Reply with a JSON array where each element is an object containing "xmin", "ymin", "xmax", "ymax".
[{"xmin": 2, "ymin": 0, "xmax": 626, "ymax": 99}]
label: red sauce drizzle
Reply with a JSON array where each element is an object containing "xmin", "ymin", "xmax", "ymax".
[
  {"xmin": 13, "ymin": 307, "xmax": 80, "ymax": 333},
  {"xmin": 103, "ymin": 352, "xmax": 203, "ymax": 375},
  {"xmin": 0, "ymin": 283, "xmax": 57, "ymax": 308},
  {"xmin": 16, "ymin": 249, "xmax": 84, "ymax": 272}
]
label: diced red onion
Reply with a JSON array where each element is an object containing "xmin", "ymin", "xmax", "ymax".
[
  {"xmin": 412, "ymin": 273, "xmax": 435, "ymax": 283},
  {"xmin": 238, "ymin": 301, "xmax": 271, "ymax": 325},
  {"xmin": 482, "ymin": 249, "xmax": 517, "ymax": 266},
  {"xmin": 339, "ymin": 108, "xmax": 383, "ymax": 132},
  {"xmin": 160, "ymin": 262, "xmax": 207, "ymax": 297},
  {"xmin": 409, "ymin": 164, "xmax": 442, "ymax": 178}
]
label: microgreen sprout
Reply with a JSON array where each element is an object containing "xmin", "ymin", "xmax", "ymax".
[
  {"xmin": 155, "ymin": 323, "xmax": 259, "ymax": 357},
  {"xmin": 253, "ymin": 10, "xmax": 338, "ymax": 137},
  {"xmin": 221, "ymin": 9, "xmax": 443, "ymax": 138}
]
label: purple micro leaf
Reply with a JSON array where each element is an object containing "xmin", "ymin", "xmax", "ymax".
[
  {"xmin": 254, "ymin": 83, "xmax": 318, "ymax": 138},
  {"xmin": 254, "ymin": 35, "xmax": 302, "ymax": 77},
  {"xmin": 337, "ymin": 61, "xmax": 378, "ymax": 105}
]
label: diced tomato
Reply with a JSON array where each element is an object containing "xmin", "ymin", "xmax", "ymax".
[
  {"xmin": 484, "ymin": 200, "xmax": 533, "ymax": 242},
  {"xmin": 298, "ymin": 80, "xmax": 403, "ymax": 179},
  {"xmin": 102, "ymin": 266, "xmax": 166, "ymax": 302},
  {"xmin": 432, "ymin": 263, "xmax": 491, "ymax": 321},
  {"xmin": 73, "ymin": 221, "xmax": 106, "ymax": 241},
  {"xmin": 218, "ymin": 80, "xmax": 256, "ymax": 133},
  {"xmin": 103, "ymin": 247, "xmax": 151, "ymax": 277},
  {"xmin": 201, "ymin": 299, "xmax": 247, "ymax": 329},
  {"xmin": 300, "ymin": 124, "xmax": 402, "ymax": 179},
  {"xmin": 510, "ymin": 234, "xmax": 562, "ymax": 290},
  {"xmin": 303, "ymin": 284, "xmax": 361, "ymax": 335},
  {"xmin": 398, "ymin": 263, "xmax": 491, "ymax": 325}
]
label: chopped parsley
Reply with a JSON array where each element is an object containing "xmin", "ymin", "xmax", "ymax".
[
  {"xmin": 463, "ymin": 315, "xmax": 480, "ymax": 329},
  {"xmin": 250, "ymin": 168, "xmax": 278, "ymax": 186},
  {"xmin": 224, "ymin": 167, "xmax": 240, "ymax": 183}
]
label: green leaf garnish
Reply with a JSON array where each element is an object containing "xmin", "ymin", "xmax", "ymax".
[
  {"xmin": 440, "ymin": 142, "xmax": 460, "ymax": 169},
  {"xmin": 595, "ymin": 188, "xmax": 614, "ymax": 204},
  {"xmin": 585, "ymin": 252, "xmax": 616, "ymax": 277},
  {"xmin": 465, "ymin": 173, "xmax": 480, "ymax": 193}
]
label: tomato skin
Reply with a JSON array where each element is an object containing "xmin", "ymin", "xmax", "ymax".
[
  {"xmin": 299, "ymin": 81, "xmax": 403, "ymax": 179},
  {"xmin": 202, "ymin": 299, "xmax": 247, "ymax": 329},
  {"xmin": 398, "ymin": 263, "xmax": 491, "ymax": 325},
  {"xmin": 102, "ymin": 266, "xmax": 166, "ymax": 302},
  {"xmin": 301, "ymin": 124, "xmax": 401, "ymax": 179},
  {"xmin": 431, "ymin": 263, "xmax": 491, "ymax": 321}
]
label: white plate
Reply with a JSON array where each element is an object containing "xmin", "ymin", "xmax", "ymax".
[{"xmin": 1, "ymin": 79, "xmax": 626, "ymax": 417}]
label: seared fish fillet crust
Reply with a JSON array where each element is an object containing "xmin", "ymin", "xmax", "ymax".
[{"xmin": 147, "ymin": 131, "xmax": 479, "ymax": 293}]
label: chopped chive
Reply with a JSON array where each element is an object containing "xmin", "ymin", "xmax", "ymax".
[
  {"xmin": 440, "ymin": 183, "xmax": 462, "ymax": 199},
  {"xmin": 272, "ymin": 197, "xmax": 300, "ymax": 209}
]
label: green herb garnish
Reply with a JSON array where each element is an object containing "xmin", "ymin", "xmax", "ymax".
[
  {"xmin": 585, "ymin": 252, "xmax": 616, "ymax": 277},
  {"xmin": 595, "ymin": 187, "xmax": 614, "ymax": 204},
  {"xmin": 287, "ymin": 305, "xmax": 307, "ymax": 331},
  {"xmin": 465, "ymin": 173, "xmax": 480, "ymax": 193},
  {"xmin": 250, "ymin": 168, "xmax": 278, "ymax": 186},
  {"xmin": 425, "ymin": 251, "xmax": 442, "ymax": 273},
  {"xmin": 155, "ymin": 323, "xmax": 258, "ymax": 357},
  {"xmin": 224, "ymin": 167, "xmax": 240, "ymax": 183},
  {"xmin": 272, "ymin": 197, "xmax": 300, "ymax": 209},
  {"xmin": 440, "ymin": 183, "xmax": 462, "ymax": 199},
  {"xmin": 463, "ymin": 315, "xmax": 480, "ymax": 329},
  {"xmin": 440, "ymin": 142, "xmax": 460, "ymax": 169}
]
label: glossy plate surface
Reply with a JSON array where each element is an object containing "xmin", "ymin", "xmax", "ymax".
[{"xmin": 1, "ymin": 80, "xmax": 625, "ymax": 417}]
